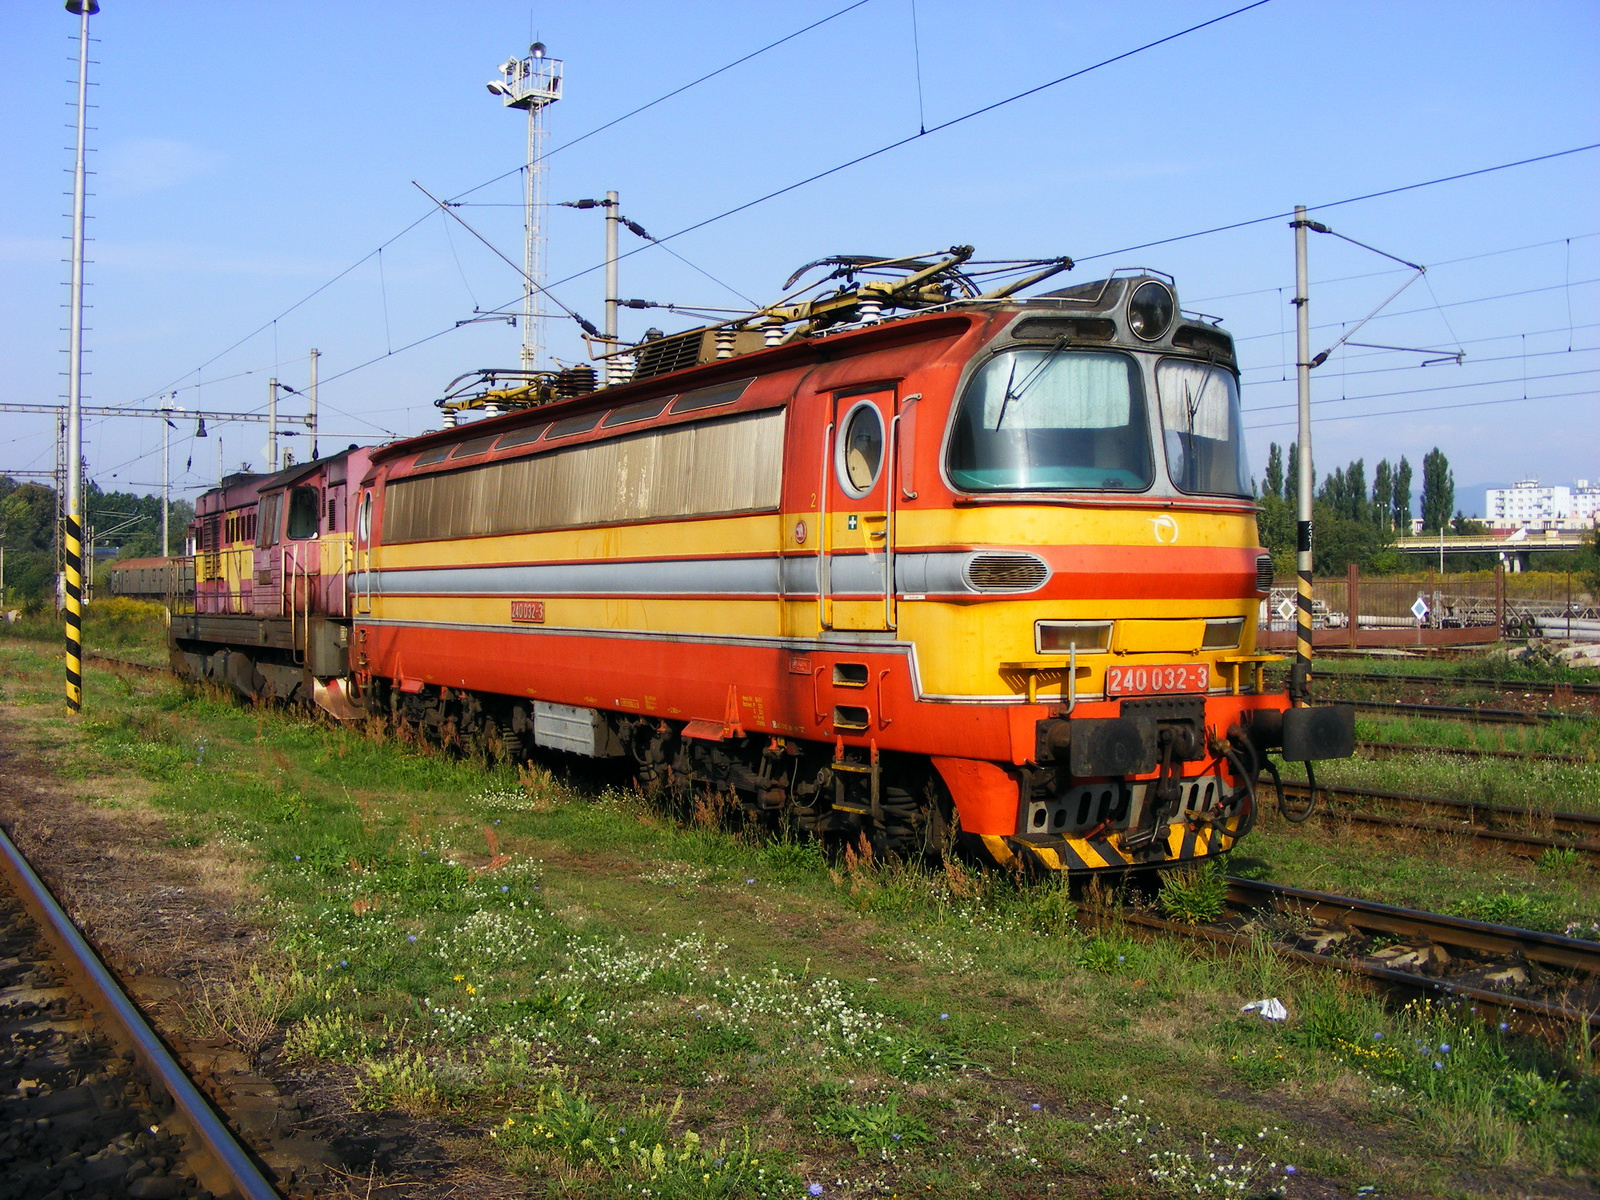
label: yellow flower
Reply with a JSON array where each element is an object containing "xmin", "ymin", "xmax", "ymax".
[
  {"xmin": 466, "ymin": 984, "xmax": 477, "ymax": 995},
  {"xmin": 453, "ymin": 974, "xmax": 465, "ymax": 982}
]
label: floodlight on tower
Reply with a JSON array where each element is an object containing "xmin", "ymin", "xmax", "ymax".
[{"xmin": 487, "ymin": 42, "xmax": 563, "ymax": 375}]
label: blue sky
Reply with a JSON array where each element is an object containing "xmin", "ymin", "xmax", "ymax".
[{"xmin": 2, "ymin": 0, "xmax": 1596, "ymax": 511}]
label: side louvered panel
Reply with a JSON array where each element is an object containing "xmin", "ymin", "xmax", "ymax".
[{"xmin": 382, "ymin": 410, "xmax": 785, "ymax": 544}]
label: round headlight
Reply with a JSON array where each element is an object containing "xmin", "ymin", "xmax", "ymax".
[{"xmin": 1127, "ymin": 280, "xmax": 1175, "ymax": 341}]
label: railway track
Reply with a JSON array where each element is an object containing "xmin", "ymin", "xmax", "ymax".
[
  {"xmin": 0, "ymin": 821, "xmax": 281, "ymax": 1200},
  {"xmin": 1305, "ymin": 670, "xmax": 1600, "ymax": 700},
  {"xmin": 1271, "ymin": 781, "xmax": 1600, "ymax": 859},
  {"xmin": 1343, "ymin": 698, "xmax": 1595, "ymax": 726},
  {"xmin": 1109, "ymin": 878, "xmax": 1600, "ymax": 1040},
  {"xmin": 1356, "ymin": 739, "xmax": 1596, "ymax": 765},
  {"xmin": 86, "ymin": 652, "xmax": 167, "ymax": 677}
]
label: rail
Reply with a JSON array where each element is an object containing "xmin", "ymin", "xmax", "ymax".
[
  {"xmin": 1270, "ymin": 780, "xmax": 1600, "ymax": 858},
  {"xmin": 1097, "ymin": 877, "xmax": 1600, "ymax": 1040},
  {"xmin": 1345, "ymin": 699, "xmax": 1595, "ymax": 726},
  {"xmin": 0, "ymin": 821, "xmax": 282, "ymax": 1200},
  {"xmin": 1279, "ymin": 670, "xmax": 1600, "ymax": 700},
  {"xmin": 1356, "ymin": 739, "xmax": 1596, "ymax": 765}
]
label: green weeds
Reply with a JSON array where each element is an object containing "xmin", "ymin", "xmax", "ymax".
[
  {"xmin": 491, "ymin": 1083, "xmax": 790, "ymax": 1198},
  {"xmin": 1538, "ymin": 846, "xmax": 1583, "ymax": 878},
  {"xmin": 1157, "ymin": 860, "xmax": 1229, "ymax": 925},
  {"xmin": 810, "ymin": 1091, "xmax": 931, "ymax": 1156},
  {"xmin": 1297, "ymin": 990, "xmax": 1594, "ymax": 1169},
  {"xmin": 1448, "ymin": 890, "xmax": 1561, "ymax": 931},
  {"xmin": 3, "ymin": 632, "xmax": 1599, "ymax": 1195}
]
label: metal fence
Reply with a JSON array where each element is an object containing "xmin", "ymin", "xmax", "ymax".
[{"xmin": 1257, "ymin": 566, "xmax": 1599, "ymax": 647}]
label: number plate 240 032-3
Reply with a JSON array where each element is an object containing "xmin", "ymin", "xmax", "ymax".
[{"xmin": 1105, "ymin": 663, "xmax": 1210, "ymax": 697}]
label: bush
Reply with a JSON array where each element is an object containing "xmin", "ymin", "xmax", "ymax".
[{"xmin": 85, "ymin": 597, "xmax": 166, "ymax": 647}]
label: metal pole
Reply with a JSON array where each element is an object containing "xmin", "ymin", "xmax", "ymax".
[
  {"xmin": 161, "ymin": 401, "xmax": 170, "ymax": 558},
  {"xmin": 54, "ymin": 411, "xmax": 66, "ymax": 587},
  {"xmin": 1290, "ymin": 205, "xmax": 1314, "ymax": 703},
  {"xmin": 217, "ymin": 434, "xmax": 224, "ymax": 486},
  {"xmin": 268, "ymin": 377, "xmax": 279, "ymax": 472},
  {"xmin": 308, "ymin": 348, "xmax": 319, "ymax": 460},
  {"xmin": 605, "ymin": 189, "xmax": 619, "ymax": 382},
  {"xmin": 63, "ymin": 0, "xmax": 96, "ymax": 715},
  {"xmin": 522, "ymin": 104, "xmax": 537, "ymax": 372}
]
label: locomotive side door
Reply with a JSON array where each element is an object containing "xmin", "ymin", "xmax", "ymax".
[
  {"xmin": 353, "ymin": 489, "xmax": 373, "ymax": 615},
  {"xmin": 821, "ymin": 388, "xmax": 896, "ymax": 631},
  {"xmin": 252, "ymin": 489, "xmax": 283, "ymax": 616}
]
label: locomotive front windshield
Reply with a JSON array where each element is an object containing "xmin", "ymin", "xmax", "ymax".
[
  {"xmin": 1155, "ymin": 360, "xmax": 1251, "ymax": 497},
  {"xmin": 946, "ymin": 349, "xmax": 1154, "ymax": 491}
]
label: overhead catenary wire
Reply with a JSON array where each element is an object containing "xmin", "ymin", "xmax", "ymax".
[
  {"xmin": 224, "ymin": 169, "xmax": 1600, "ymax": 426},
  {"xmin": 1075, "ymin": 142, "xmax": 1600, "ymax": 264},
  {"xmin": 115, "ymin": 6, "xmax": 1597, "ymax": 421},
  {"xmin": 449, "ymin": 0, "xmax": 876, "ymax": 203},
  {"xmin": 1243, "ymin": 340, "xmax": 1598, "ymax": 385},
  {"xmin": 62, "ymin": 16, "xmax": 1600, "ymax": 449},
  {"xmin": 1232, "ymin": 277, "xmax": 1600, "ymax": 342},
  {"xmin": 1245, "ymin": 386, "xmax": 1595, "ymax": 430},
  {"xmin": 1240, "ymin": 323, "xmax": 1600, "ymax": 375},
  {"xmin": 540, "ymin": 0, "xmax": 1281, "ymax": 294},
  {"xmin": 1190, "ymin": 231, "xmax": 1600, "ymax": 304},
  {"xmin": 1245, "ymin": 365, "xmax": 1598, "ymax": 411},
  {"xmin": 128, "ymin": 4, "xmax": 875, "ymax": 407}
]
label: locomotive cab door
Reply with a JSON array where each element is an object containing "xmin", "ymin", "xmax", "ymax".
[
  {"xmin": 353, "ymin": 489, "xmax": 373, "ymax": 615},
  {"xmin": 822, "ymin": 388, "xmax": 896, "ymax": 632}
]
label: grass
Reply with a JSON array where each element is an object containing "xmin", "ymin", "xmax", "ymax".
[
  {"xmin": 1302, "ymin": 645, "xmax": 1600, "ymax": 688},
  {"xmin": 1, "ymin": 599, "xmax": 171, "ymax": 667},
  {"xmin": 0, "ymin": 628, "xmax": 1597, "ymax": 1196},
  {"xmin": 1226, "ymin": 704, "xmax": 1600, "ymax": 937}
]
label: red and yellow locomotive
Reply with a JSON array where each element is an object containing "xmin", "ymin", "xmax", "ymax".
[{"xmin": 173, "ymin": 251, "xmax": 1353, "ymax": 871}]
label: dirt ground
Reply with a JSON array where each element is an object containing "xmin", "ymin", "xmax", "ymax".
[{"xmin": 0, "ymin": 717, "xmax": 519, "ymax": 1199}]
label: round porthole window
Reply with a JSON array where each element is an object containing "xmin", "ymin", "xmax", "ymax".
[{"xmin": 836, "ymin": 401, "xmax": 885, "ymax": 497}]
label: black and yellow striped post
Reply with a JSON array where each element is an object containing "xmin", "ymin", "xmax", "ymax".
[
  {"xmin": 64, "ymin": 512, "xmax": 83, "ymax": 712},
  {"xmin": 64, "ymin": 0, "xmax": 98, "ymax": 714},
  {"xmin": 1292, "ymin": 517, "xmax": 1313, "ymax": 702},
  {"xmin": 1289, "ymin": 205, "xmax": 1317, "ymax": 705}
]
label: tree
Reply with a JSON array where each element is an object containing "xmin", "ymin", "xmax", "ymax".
[
  {"xmin": 1584, "ymin": 518, "xmax": 1600, "ymax": 596},
  {"xmin": 1310, "ymin": 500, "xmax": 1386, "ymax": 574},
  {"xmin": 1317, "ymin": 466, "xmax": 1347, "ymax": 514},
  {"xmin": 1284, "ymin": 442, "xmax": 1301, "ymax": 503},
  {"xmin": 1394, "ymin": 456, "xmax": 1414, "ymax": 531},
  {"xmin": 1263, "ymin": 443, "xmax": 1284, "ymax": 500},
  {"xmin": 0, "ymin": 481, "xmax": 59, "ymax": 604},
  {"xmin": 1255, "ymin": 493, "xmax": 1295, "ymax": 575},
  {"xmin": 1346, "ymin": 458, "xmax": 1367, "ymax": 524},
  {"xmin": 1419, "ymin": 447, "xmax": 1454, "ymax": 533},
  {"xmin": 1372, "ymin": 459, "xmax": 1393, "ymax": 533}
]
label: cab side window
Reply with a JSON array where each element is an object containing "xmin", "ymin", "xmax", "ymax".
[{"xmin": 286, "ymin": 486, "xmax": 320, "ymax": 540}]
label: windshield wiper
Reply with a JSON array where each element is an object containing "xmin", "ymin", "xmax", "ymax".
[{"xmin": 993, "ymin": 335, "xmax": 1071, "ymax": 430}]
